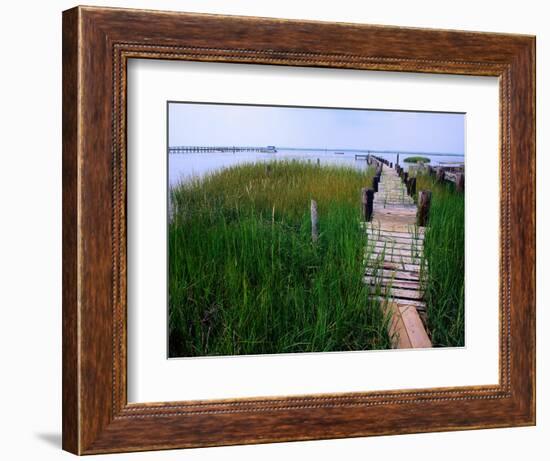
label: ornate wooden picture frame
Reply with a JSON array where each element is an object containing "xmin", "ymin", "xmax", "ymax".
[{"xmin": 62, "ymin": 6, "xmax": 535, "ymax": 455}]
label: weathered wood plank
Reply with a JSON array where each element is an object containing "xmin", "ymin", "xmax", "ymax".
[
  {"xmin": 368, "ymin": 240, "xmax": 424, "ymax": 251},
  {"xmin": 374, "ymin": 296, "xmax": 427, "ymax": 310},
  {"xmin": 367, "ymin": 235, "xmax": 424, "ymax": 245},
  {"xmin": 367, "ymin": 235, "xmax": 424, "ymax": 244},
  {"xmin": 374, "ymin": 208, "xmax": 417, "ymax": 217},
  {"xmin": 365, "ymin": 228, "xmax": 425, "ymax": 238},
  {"xmin": 366, "ymin": 253, "xmax": 421, "ymax": 265},
  {"xmin": 370, "ymin": 286, "xmax": 423, "ymax": 300},
  {"xmin": 369, "ymin": 246, "xmax": 423, "ymax": 258},
  {"xmin": 385, "ymin": 302, "xmax": 431, "ymax": 349},
  {"xmin": 366, "ymin": 226, "xmax": 425, "ymax": 235},
  {"xmin": 380, "ymin": 261, "xmax": 420, "ymax": 272},
  {"xmin": 364, "ymin": 276, "xmax": 421, "ymax": 290},
  {"xmin": 368, "ymin": 233, "xmax": 421, "ymax": 241},
  {"xmin": 396, "ymin": 303, "xmax": 432, "ymax": 348},
  {"xmin": 386, "ymin": 302, "xmax": 412, "ymax": 349},
  {"xmin": 365, "ymin": 269, "xmax": 421, "ymax": 281}
]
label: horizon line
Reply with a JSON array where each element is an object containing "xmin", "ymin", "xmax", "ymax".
[{"xmin": 167, "ymin": 146, "xmax": 464, "ymax": 156}]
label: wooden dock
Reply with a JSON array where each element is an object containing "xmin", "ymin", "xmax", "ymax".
[{"xmin": 363, "ymin": 162, "xmax": 432, "ymax": 349}]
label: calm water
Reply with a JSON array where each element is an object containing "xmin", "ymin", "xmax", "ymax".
[{"xmin": 168, "ymin": 149, "xmax": 464, "ymax": 187}]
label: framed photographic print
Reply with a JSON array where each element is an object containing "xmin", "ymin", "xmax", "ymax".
[{"xmin": 62, "ymin": 5, "xmax": 535, "ymax": 455}]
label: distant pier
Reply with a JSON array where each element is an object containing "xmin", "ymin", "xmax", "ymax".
[{"xmin": 169, "ymin": 145, "xmax": 277, "ymax": 154}]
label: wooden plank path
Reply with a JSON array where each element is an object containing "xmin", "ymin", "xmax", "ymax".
[{"xmin": 363, "ymin": 164, "xmax": 432, "ymax": 349}]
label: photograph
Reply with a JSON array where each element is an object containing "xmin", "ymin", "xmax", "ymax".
[
  {"xmin": 167, "ymin": 102, "xmax": 465, "ymax": 357},
  {"xmin": 52, "ymin": 3, "xmax": 536, "ymax": 456}
]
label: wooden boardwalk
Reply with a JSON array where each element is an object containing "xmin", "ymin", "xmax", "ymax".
[{"xmin": 363, "ymin": 164, "xmax": 432, "ymax": 349}]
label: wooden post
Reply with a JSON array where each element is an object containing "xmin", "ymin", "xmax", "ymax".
[
  {"xmin": 317, "ymin": 158, "xmax": 320, "ymax": 166},
  {"xmin": 310, "ymin": 199, "xmax": 319, "ymax": 243},
  {"xmin": 426, "ymin": 165, "xmax": 433, "ymax": 177},
  {"xmin": 402, "ymin": 171, "xmax": 408, "ymax": 184},
  {"xmin": 417, "ymin": 190, "xmax": 432, "ymax": 226},
  {"xmin": 373, "ymin": 175, "xmax": 380, "ymax": 193},
  {"xmin": 456, "ymin": 173, "xmax": 465, "ymax": 193},
  {"xmin": 436, "ymin": 167, "xmax": 445, "ymax": 183},
  {"xmin": 389, "ymin": 162, "xmax": 393, "ymax": 168},
  {"xmin": 265, "ymin": 164, "xmax": 272, "ymax": 175},
  {"xmin": 396, "ymin": 153, "xmax": 400, "ymax": 166},
  {"xmin": 361, "ymin": 188, "xmax": 374, "ymax": 221},
  {"xmin": 361, "ymin": 188, "xmax": 368, "ymax": 221},
  {"xmin": 409, "ymin": 177, "xmax": 417, "ymax": 197},
  {"xmin": 367, "ymin": 188, "xmax": 374, "ymax": 221}
]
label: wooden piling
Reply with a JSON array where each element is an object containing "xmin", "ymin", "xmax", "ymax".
[
  {"xmin": 402, "ymin": 171, "xmax": 408, "ymax": 184},
  {"xmin": 361, "ymin": 187, "xmax": 374, "ymax": 221},
  {"xmin": 417, "ymin": 190, "xmax": 432, "ymax": 226},
  {"xmin": 373, "ymin": 175, "xmax": 380, "ymax": 193},
  {"xmin": 436, "ymin": 167, "xmax": 445, "ymax": 183},
  {"xmin": 396, "ymin": 153, "xmax": 400, "ymax": 166},
  {"xmin": 407, "ymin": 177, "xmax": 416, "ymax": 197},
  {"xmin": 367, "ymin": 188, "xmax": 374, "ymax": 221},
  {"xmin": 456, "ymin": 173, "xmax": 465, "ymax": 193},
  {"xmin": 310, "ymin": 199, "xmax": 319, "ymax": 243}
]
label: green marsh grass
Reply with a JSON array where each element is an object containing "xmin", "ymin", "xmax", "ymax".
[
  {"xmin": 416, "ymin": 173, "xmax": 465, "ymax": 347},
  {"xmin": 169, "ymin": 161, "xmax": 392, "ymax": 357}
]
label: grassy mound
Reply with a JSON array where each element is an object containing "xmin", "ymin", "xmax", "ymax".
[{"xmin": 404, "ymin": 156, "xmax": 430, "ymax": 164}]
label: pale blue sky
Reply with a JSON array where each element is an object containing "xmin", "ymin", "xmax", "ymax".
[{"xmin": 168, "ymin": 102, "xmax": 464, "ymax": 154}]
